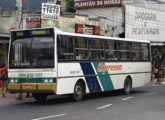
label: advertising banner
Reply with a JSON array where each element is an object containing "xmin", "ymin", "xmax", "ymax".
[
  {"xmin": 125, "ymin": 5, "xmax": 165, "ymax": 42},
  {"xmin": 26, "ymin": 17, "xmax": 41, "ymax": 29},
  {"xmin": 41, "ymin": 3, "xmax": 60, "ymax": 20}
]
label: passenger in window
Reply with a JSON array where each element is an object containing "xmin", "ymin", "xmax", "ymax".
[
  {"xmin": 39, "ymin": 50, "xmax": 49, "ymax": 60},
  {"xmin": 112, "ymin": 53, "xmax": 118, "ymax": 60},
  {"xmin": 99, "ymin": 54, "xmax": 104, "ymax": 60},
  {"xmin": 76, "ymin": 50, "xmax": 83, "ymax": 60},
  {"xmin": 130, "ymin": 53, "xmax": 136, "ymax": 60},
  {"xmin": 141, "ymin": 55, "xmax": 145, "ymax": 61}
]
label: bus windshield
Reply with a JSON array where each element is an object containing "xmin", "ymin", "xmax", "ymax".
[{"xmin": 9, "ymin": 36, "xmax": 54, "ymax": 69}]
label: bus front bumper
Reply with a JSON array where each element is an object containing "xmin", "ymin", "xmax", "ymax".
[{"xmin": 8, "ymin": 83, "xmax": 57, "ymax": 94}]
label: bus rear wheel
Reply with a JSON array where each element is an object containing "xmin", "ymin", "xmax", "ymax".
[
  {"xmin": 123, "ymin": 77, "xmax": 132, "ymax": 95},
  {"xmin": 33, "ymin": 93, "xmax": 48, "ymax": 103},
  {"xmin": 72, "ymin": 81, "xmax": 85, "ymax": 101}
]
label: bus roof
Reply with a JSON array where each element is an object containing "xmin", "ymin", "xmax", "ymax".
[
  {"xmin": 11, "ymin": 27, "xmax": 150, "ymax": 43},
  {"xmin": 54, "ymin": 28, "xmax": 150, "ymax": 43}
]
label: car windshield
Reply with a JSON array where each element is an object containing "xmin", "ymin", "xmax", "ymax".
[{"xmin": 9, "ymin": 36, "xmax": 54, "ymax": 68}]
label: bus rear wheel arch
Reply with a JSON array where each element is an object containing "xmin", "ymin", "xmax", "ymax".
[
  {"xmin": 72, "ymin": 79, "xmax": 86, "ymax": 101},
  {"xmin": 123, "ymin": 76, "xmax": 132, "ymax": 95}
]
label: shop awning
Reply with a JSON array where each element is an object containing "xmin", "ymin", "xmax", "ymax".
[
  {"xmin": 0, "ymin": 33, "xmax": 10, "ymax": 38},
  {"xmin": 0, "ymin": 33, "xmax": 10, "ymax": 43}
]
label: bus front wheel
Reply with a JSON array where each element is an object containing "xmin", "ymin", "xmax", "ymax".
[
  {"xmin": 123, "ymin": 77, "xmax": 132, "ymax": 95},
  {"xmin": 72, "ymin": 81, "xmax": 85, "ymax": 101},
  {"xmin": 33, "ymin": 93, "xmax": 48, "ymax": 103}
]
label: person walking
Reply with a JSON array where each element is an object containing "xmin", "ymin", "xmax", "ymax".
[{"xmin": 0, "ymin": 63, "xmax": 8, "ymax": 97}]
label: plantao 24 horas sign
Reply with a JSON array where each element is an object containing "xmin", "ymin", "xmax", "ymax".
[{"xmin": 74, "ymin": 0, "xmax": 123, "ymax": 9}]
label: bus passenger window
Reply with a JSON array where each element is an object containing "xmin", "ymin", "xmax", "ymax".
[
  {"xmin": 57, "ymin": 35, "xmax": 74, "ymax": 60},
  {"xmin": 76, "ymin": 50, "xmax": 83, "ymax": 60},
  {"xmin": 75, "ymin": 37, "xmax": 88, "ymax": 61}
]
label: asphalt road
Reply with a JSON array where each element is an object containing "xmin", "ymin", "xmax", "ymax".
[{"xmin": 0, "ymin": 83, "xmax": 165, "ymax": 120}]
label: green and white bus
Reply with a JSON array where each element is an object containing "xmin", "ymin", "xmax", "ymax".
[{"xmin": 8, "ymin": 27, "xmax": 151, "ymax": 102}]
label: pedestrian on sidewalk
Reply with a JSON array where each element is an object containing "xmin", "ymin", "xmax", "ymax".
[{"xmin": 0, "ymin": 63, "xmax": 9, "ymax": 97}]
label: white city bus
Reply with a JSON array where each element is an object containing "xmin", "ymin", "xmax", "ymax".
[{"xmin": 8, "ymin": 28, "xmax": 151, "ymax": 102}]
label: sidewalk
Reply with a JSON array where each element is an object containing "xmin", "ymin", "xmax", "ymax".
[
  {"xmin": 0, "ymin": 92, "xmax": 33, "ymax": 105},
  {"xmin": 0, "ymin": 92, "xmax": 16, "ymax": 104}
]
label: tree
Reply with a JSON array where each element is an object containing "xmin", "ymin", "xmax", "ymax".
[
  {"xmin": 56, "ymin": 0, "xmax": 60, "ymax": 4},
  {"xmin": 66, "ymin": 0, "xmax": 75, "ymax": 13}
]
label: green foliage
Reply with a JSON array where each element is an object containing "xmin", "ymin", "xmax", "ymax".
[
  {"xmin": 56, "ymin": 0, "xmax": 60, "ymax": 4},
  {"xmin": 66, "ymin": 0, "xmax": 76, "ymax": 13}
]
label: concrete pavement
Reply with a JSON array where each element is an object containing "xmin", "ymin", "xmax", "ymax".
[
  {"xmin": 0, "ymin": 81, "xmax": 165, "ymax": 105},
  {"xmin": 0, "ymin": 92, "xmax": 33, "ymax": 105},
  {"xmin": 0, "ymin": 92, "xmax": 16, "ymax": 104}
]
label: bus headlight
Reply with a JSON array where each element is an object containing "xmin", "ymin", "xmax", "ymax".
[
  {"xmin": 15, "ymin": 79, "xmax": 18, "ymax": 83},
  {"xmin": 10, "ymin": 79, "xmax": 14, "ymax": 83},
  {"xmin": 49, "ymin": 79, "xmax": 53, "ymax": 83},
  {"xmin": 45, "ymin": 79, "xmax": 48, "ymax": 83}
]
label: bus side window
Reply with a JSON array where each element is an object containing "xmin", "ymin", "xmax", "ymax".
[
  {"xmin": 75, "ymin": 37, "xmax": 88, "ymax": 60},
  {"xmin": 90, "ymin": 39, "xmax": 104, "ymax": 60},
  {"xmin": 58, "ymin": 35, "xmax": 74, "ymax": 60},
  {"xmin": 141, "ymin": 43, "xmax": 150, "ymax": 61}
]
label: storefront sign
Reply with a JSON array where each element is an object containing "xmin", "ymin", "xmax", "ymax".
[
  {"xmin": 93, "ymin": 26, "xmax": 100, "ymax": 35},
  {"xmin": 41, "ymin": 3, "xmax": 60, "ymax": 20},
  {"xmin": 84, "ymin": 26, "xmax": 93, "ymax": 35},
  {"xmin": 74, "ymin": 0, "xmax": 123, "ymax": 9},
  {"xmin": 26, "ymin": 19, "xmax": 41, "ymax": 29},
  {"xmin": 125, "ymin": 5, "xmax": 165, "ymax": 42},
  {"xmin": 75, "ymin": 24, "xmax": 84, "ymax": 34},
  {"xmin": 75, "ymin": 24, "xmax": 101, "ymax": 35}
]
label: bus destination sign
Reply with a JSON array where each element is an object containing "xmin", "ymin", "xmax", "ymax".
[{"xmin": 30, "ymin": 29, "xmax": 50, "ymax": 36}]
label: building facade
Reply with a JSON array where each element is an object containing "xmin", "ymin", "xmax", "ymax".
[
  {"xmin": 75, "ymin": 0, "xmax": 165, "ymax": 69},
  {"xmin": 0, "ymin": 0, "xmax": 107, "ymax": 66}
]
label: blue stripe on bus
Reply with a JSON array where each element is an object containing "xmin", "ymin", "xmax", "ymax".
[{"xmin": 80, "ymin": 62, "xmax": 101, "ymax": 92}]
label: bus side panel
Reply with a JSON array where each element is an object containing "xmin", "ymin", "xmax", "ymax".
[
  {"xmin": 57, "ymin": 63, "xmax": 90, "ymax": 95},
  {"xmin": 110, "ymin": 75, "xmax": 127, "ymax": 89},
  {"xmin": 57, "ymin": 77, "xmax": 89, "ymax": 95},
  {"xmin": 129, "ymin": 62, "xmax": 151, "ymax": 88},
  {"xmin": 57, "ymin": 62, "xmax": 151, "ymax": 94},
  {"xmin": 131, "ymin": 73, "xmax": 151, "ymax": 88},
  {"xmin": 96, "ymin": 62, "xmax": 151, "ymax": 90}
]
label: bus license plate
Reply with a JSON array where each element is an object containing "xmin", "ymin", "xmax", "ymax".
[{"xmin": 25, "ymin": 85, "xmax": 33, "ymax": 89}]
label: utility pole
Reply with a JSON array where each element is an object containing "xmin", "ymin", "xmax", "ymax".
[{"xmin": 19, "ymin": 0, "xmax": 23, "ymax": 29}]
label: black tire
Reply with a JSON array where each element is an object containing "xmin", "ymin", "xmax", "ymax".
[
  {"xmin": 72, "ymin": 81, "xmax": 85, "ymax": 101},
  {"xmin": 123, "ymin": 77, "xmax": 132, "ymax": 95},
  {"xmin": 33, "ymin": 93, "xmax": 48, "ymax": 103}
]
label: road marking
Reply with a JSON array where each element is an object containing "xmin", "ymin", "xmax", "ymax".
[
  {"xmin": 143, "ymin": 92, "xmax": 157, "ymax": 96},
  {"xmin": 96, "ymin": 104, "xmax": 112, "ymax": 110},
  {"xmin": 32, "ymin": 114, "xmax": 66, "ymax": 120},
  {"xmin": 122, "ymin": 96, "xmax": 133, "ymax": 101}
]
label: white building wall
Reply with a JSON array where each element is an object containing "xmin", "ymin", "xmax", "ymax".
[
  {"xmin": 77, "ymin": 7, "xmax": 124, "ymax": 37},
  {"xmin": 76, "ymin": 0, "xmax": 165, "ymax": 37}
]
